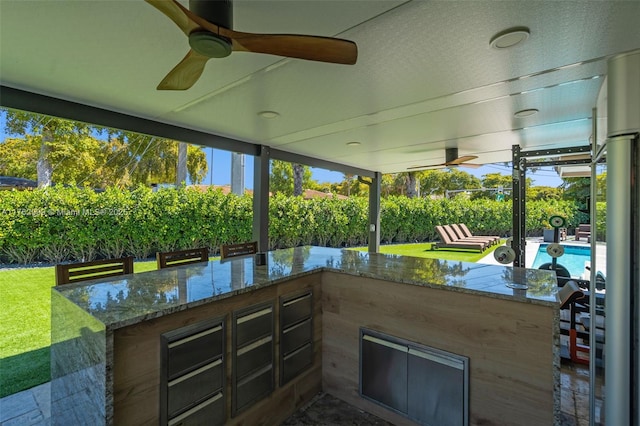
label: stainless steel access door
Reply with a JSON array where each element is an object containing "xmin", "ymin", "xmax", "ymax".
[
  {"xmin": 360, "ymin": 328, "xmax": 469, "ymax": 426},
  {"xmin": 361, "ymin": 334, "xmax": 408, "ymax": 414},
  {"xmin": 408, "ymin": 348, "xmax": 467, "ymax": 426}
]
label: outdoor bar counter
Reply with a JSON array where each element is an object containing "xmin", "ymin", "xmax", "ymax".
[{"xmin": 51, "ymin": 246, "xmax": 561, "ymax": 426}]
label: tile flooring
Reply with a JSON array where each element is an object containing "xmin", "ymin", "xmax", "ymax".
[{"xmin": 0, "ymin": 361, "xmax": 603, "ymax": 425}]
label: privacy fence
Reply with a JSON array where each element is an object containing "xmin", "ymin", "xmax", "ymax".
[{"xmin": 0, "ymin": 186, "xmax": 600, "ymax": 264}]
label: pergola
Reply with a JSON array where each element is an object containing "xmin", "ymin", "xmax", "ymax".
[{"xmin": 1, "ymin": 1, "xmax": 639, "ymax": 423}]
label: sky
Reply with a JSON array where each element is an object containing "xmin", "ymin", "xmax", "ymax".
[
  {"xmin": 202, "ymin": 147, "xmax": 565, "ymax": 189},
  {"xmin": 0, "ymin": 107, "xmax": 564, "ymax": 188}
]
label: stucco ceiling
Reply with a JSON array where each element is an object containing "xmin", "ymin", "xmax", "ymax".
[{"xmin": 1, "ymin": 0, "xmax": 639, "ymax": 173}]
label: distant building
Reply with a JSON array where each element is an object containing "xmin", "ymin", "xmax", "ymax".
[
  {"xmin": 186, "ymin": 185, "xmax": 347, "ymax": 199},
  {"xmin": 0, "ymin": 176, "xmax": 37, "ymax": 190}
]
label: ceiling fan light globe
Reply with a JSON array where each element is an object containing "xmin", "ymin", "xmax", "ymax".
[{"xmin": 189, "ymin": 31, "xmax": 232, "ymax": 58}]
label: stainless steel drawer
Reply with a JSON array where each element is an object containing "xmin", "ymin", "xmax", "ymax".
[
  {"xmin": 235, "ymin": 336, "xmax": 273, "ymax": 379},
  {"xmin": 168, "ymin": 359, "xmax": 223, "ymax": 419},
  {"xmin": 232, "ymin": 301, "xmax": 275, "ymax": 417},
  {"xmin": 168, "ymin": 392, "xmax": 224, "ymax": 426},
  {"xmin": 161, "ymin": 317, "xmax": 226, "ymax": 426},
  {"xmin": 281, "ymin": 318, "xmax": 312, "ymax": 355},
  {"xmin": 281, "ymin": 292, "xmax": 312, "ymax": 328},
  {"xmin": 235, "ymin": 306, "xmax": 273, "ymax": 347},
  {"xmin": 235, "ymin": 365, "xmax": 273, "ymax": 414},
  {"xmin": 166, "ymin": 324, "xmax": 224, "ymax": 379},
  {"xmin": 281, "ymin": 342, "xmax": 312, "ymax": 384}
]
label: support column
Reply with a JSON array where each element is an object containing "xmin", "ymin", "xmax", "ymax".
[
  {"xmin": 253, "ymin": 145, "xmax": 270, "ymax": 252},
  {"xmin": 176, "ymin": 142, "xmax": 187, "ymax": 186},
  {"xmin": 605, "ymin": 135, "xmax": 635, "ymax": 426},
  {"xmin": 368, "ymin": 172, "xmax": 381, "ymax": 253},
  {"xmin": 231, "ymin": 152, "xmax": 245, "ymax": 195},
  {"xmin": 512, "ymin": 145, "xmax": 526, "ymax": 267},
  {"xmin": 605, "ymin": 49, "xmax": 640, "ymax": 426}
]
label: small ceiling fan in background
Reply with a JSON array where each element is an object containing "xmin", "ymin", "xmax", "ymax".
[
  {"xmin": 145, "ymin": 0, "xmax": 358, "ymax": 90},
  {"xmin": 407, "ymin": 148, "xmax": 481, "ymax": 170}
]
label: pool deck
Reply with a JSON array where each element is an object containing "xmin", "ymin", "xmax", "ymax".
[{"xmin": 479, "ymin": 237, "xmax": 607, "ymax": 278}]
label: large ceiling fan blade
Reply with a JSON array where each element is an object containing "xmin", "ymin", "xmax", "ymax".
[
  {"xmin": 230, "ymin": 33, "xmax": 357, "ymax": 65},
  {"xmin": 407, "ymin": 163, "xmax": 446, "ymax": 170},
  {"xmin": 145, "ymin": 0, "xmax": 200, "ymax": 36},
  {"xmin": 446, "ymin": 155, "xmax": 478, "ymax": 165},
  {"xmin": 459, "ymin": 163, "xmax": 482, "ymax": 169},
  {"xmin": 174, "ymin": 0, "xmax": 357, "ymax": 65},
  {"xmin": 408, "ymin": 152, "xmax": 480, "ymax": 170},
  {"xmin": 157, "ymin": 49, "xmax": 210, "ymax": 90}
]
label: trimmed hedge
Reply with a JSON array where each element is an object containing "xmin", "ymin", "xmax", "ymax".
[{"xmin": 0, "ymin": 186, "xmax": 595, "ymax": 264}]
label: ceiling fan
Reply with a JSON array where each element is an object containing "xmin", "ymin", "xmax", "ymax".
[
  {"xmin": 407, "ymin": 148, "xmax": 481, "ymax": 170},
  {"xmin": 145, "ymin": 0, "xmax": 358, "ymax": 90}
]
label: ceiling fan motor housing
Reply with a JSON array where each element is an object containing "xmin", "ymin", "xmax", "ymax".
[
  {"xmin": 189, "ymin": 0, "xmax": 233, "ymax": 58},
  {"xmin": 190, "ymin": 0, "xmax": 233, "ymax": 29},
  {"xmin": 445, "ymin": 148, "xmax": 459, "ymax": 163}
]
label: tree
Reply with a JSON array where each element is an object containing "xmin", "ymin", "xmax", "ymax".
[
  {"xmin": 527, "ymin": 186, "xmax": 562, "ymax": 201},
  {"xmin": 270, "ymin": 160, "xmax": 313, "ymax": 195},
  {"xmin": 292, "ymin": 163, "xmax": 304, "ymax": 196},
  {"xmin": 381, "ymin": 172, "xmax": 421, "ymax": 197},
  {"xmin": 561, "ymin": 177, "xmax": 591, "ymax": 211},
  {"xmin": 326, "ymin": 174, "xmax": 369, "ymax": 197},
  {"xmin": 1, "ymin": 108, "xmax": 208, "ymax": 188},
  {"xmin": 595, "ymin": 172, "xmax": 607, "ymax": 201},
  {"xmin": 4, "ymin": 110, "xmax": 95, "ymax": 187},
  {"xmin": 481, "ymin": 173, "xmax": 512, "ymax": 190},
  {"xmin": 468, "ymin": 172, "xmax": 513, "ymax": 200},
  {"xmin": 0, "ymin": 137, "xmax": 42, "ymax": 179},
  {"xmin": 406, "ymin": 172, "xmax": 420, "ymax": 198},
  {"xmin": 419, "ymin": 168, "xmax": 481, "ymax": 197},
  {"xmin": 342, "ymin": 174, "xmax": 354, "ymax": 196},
  {"xmin": 380, "ymin": 174, "xmax": 397, "ymax": 197}
]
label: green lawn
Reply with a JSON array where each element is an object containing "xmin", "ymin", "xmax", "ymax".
[
  {"xmin": 0, "ymin": 259, "xmax": 158, "ymax": 398},
  {"xmin": 353, "ymin": 240, "xmax": 505, "ymax": 263},
  {"xmin": 0, "ymin": 244, "xmax": 502, "ymax": 398}
]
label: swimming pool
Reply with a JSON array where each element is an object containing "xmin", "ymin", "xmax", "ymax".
[{"xmin": 531, "ymin": 244, "xmax": 591, "ymax": 278}]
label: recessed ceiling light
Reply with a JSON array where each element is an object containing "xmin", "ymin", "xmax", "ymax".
[
  {"xmin": 514, "ymin": 108, "xmax": 539, "ymax": 118},
  {"xmin": 346, "ymin": 141, "xmax": 361, "ymax": 146},
  {"xmin": 490, "ymin": 27, "xmax": 530, "ymax": 49},
  {"xmin": 258, "ymin": 110, "xmax": 280, "ymax": 119}
]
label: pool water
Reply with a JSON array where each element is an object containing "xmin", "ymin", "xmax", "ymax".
[{"xmin": 531, "ymin": 244, "xmax": 591, "ymax": 278}]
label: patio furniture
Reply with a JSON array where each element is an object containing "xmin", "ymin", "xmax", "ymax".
[
  {"xmin": 434, "ymin": 225, "xmax": 487, "ymax": 252},
  {"xmin": 449, "ymin": 224, "xmax": 498, "ymax": 246},
  {"xmin": 156, "ymin": 247, "xmax": 209, "ymax": 269},
  {"xmin": 576, "ymin": 224, "xmax": 591, "ymax": 241},
  {"xmin": 221, "ymin": 241, "xmax": 258, "ymax": 260},
  {"xmin": 558, "ymin": 280, "xmax": 589, "ymax": 364},
  {"xmin": 457, "ymin": 223, "xmax": 500, "ymax": 245},
  {"xmin": 55, "ymin": 256, "xmax": 134, "ymax": 286},
  {"xmin": 558, "ymin": 279, "xmax": 605, "ymax": 365}
]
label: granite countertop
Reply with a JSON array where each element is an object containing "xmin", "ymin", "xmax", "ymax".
[{"xmin": 54, "ymin": 246, "xmax": 559, "ymax": 329}]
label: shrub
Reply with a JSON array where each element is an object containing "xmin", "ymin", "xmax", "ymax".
[{"xmin": 0, "ymin": 186, "xmax": 601, "ymax": 265}]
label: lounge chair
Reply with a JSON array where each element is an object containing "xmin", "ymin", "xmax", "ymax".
[
  {"xmin": 443, "ymin": 224, "xmax": 494, "ymax": 246},
  {"xmin": 442, "ymin": 225, "xmax": 494, "ymax": 249},
  {"xmin": 448, "ymin": 224, "xmax": 498, "ymax": 246},
  {"xmin": 457, "ymin": 223, "xmax": 500, "ymax": 245},
  {"xmin": 434, "ymin": 225, "xmax": 487, "ymax": 252},
  {"xmin": 576, "ymin": 224, "xmax": 591, "ymax": 241}
]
